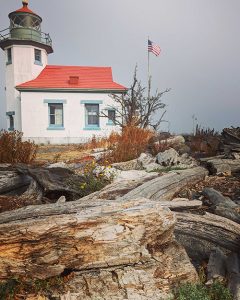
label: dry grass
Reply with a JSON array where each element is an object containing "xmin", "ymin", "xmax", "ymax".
[
  {"xmin": 102, "ymin": 126, "xmax": 154, "ymax": 163},
  {"xmin": 188, "ymin": 125, "xmax": 220, "ymax": 157},
  {"xmin": 0, "ymin": 130, "xmax": 37, "ymax": 164},
  {"xmin": 36, "ymin": 145, "xmax": 91, "ymax": 164}
]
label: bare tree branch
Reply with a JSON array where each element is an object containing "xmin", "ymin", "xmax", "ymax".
[{"xmin": 99, "ymin": 66, "xmax": 170, "ymax": 130}]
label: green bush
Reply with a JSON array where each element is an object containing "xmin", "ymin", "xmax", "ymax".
[
  {"xmin": 176, "ymin": 283, "xmax": 209, "ymax": 300},
  {"xmin": 68, "ymin": 161, "xmax": 114, "ymax": 198},
  {"xmin": 208, "ymin": 281, "xmax": 232, "ymax": 300},
  {"xmin": 175, "ymin": 282, "xmax": 233, "ymax": 300}
]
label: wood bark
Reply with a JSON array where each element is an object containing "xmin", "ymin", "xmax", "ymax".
[
  {"xmin": 158, "ymin": 199, "xmax": 202, "ymax": 211},
  {"xmin": 120, "ymin": 167, "xmax": 208, "ymax": 201},
  {"xmin": 174, "ymin": 212, "xmax": 240, "ymax": 262},
  {"xmin": 226, "ymin": 253, "xmax": 240, "ymax": 300},
  {"xmin": 206, "ymin": 248, "xmax": 226, "ymax": 285},
  {"xmin": 203, "ymin": 188, "xmax": 240, "ymax": 224},
  {"xmin": 0, "ymin": 170, "xmax": 31, "ymax": 194},
  {"xmin": 200, "ymin": 158, "xmax": 240, "ymax": 175},
  {"xmin": 0, "ymin": 197, "xmax": 176, "ymax": 280}
]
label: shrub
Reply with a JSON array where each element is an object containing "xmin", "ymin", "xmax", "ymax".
[
  {"xmin": 0, "ymin": 130, "xmax": 38, "ymax": 164},
  {"xmin": 69, "ymin": 161, "xmax": 114, "ymax": 198},
  {"xmin": 175, "ymin": 281, "xmax": 233, "ymax": 300},
  {"xmin": 187, "ymin": 125, "xmax": 220, "ymax": 157},
  {"xmin": 103, "ymin": 126, "xmax": 154, "ymax": 163},
  {"xmin": 208, "ymin": 281, "xmax": 232, "ymax": 300},
  {"xmin": 176, "ymin": 283, "xmax": 209, "ymax": 300}
]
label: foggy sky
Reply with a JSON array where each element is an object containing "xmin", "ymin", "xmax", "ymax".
[{"xmin": 0, "ymin": 0, "xmax": 239, "ymax": 133}]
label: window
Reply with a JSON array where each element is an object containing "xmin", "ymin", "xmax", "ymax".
[
  {"xmin": 85, "ymin": 104, "xmax": 99, "ymax": 128},
  {"xmin": 34, "ymin": 49, "xmax": 42, "ymax": 65},
  {"xmin": 7, "ymin": 48, "xmax": 12, "ymax": 64},
  {"xmin": 9, "ymin": 116, "xmax": 14, "ymax": 131},
  {"xmin": 6, "ymin": 111, "xmax": 15, "ymax": 130},
  {"xmin": 107, "ymin": 110, "xmax": 116, "ymax": 125},
  {"xmin": 48, "ymin": 104, "xmax": 63, "ymax": 128}
]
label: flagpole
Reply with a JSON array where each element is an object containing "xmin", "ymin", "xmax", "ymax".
[{"xmin": 147, "ymin": 36, "xmax": 150, "ymax": 103}]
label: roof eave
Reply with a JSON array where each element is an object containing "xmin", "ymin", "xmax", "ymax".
[{"xmin": 16, "ymin": 87, "xmax": 128, "ymax": 93}]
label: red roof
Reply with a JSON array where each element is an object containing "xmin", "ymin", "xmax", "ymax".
[{"xmin": 17, "ymin": 65, "xmax": 127, "ymax": 92}]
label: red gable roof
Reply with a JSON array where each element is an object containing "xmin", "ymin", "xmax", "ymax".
[{"xmin": 17, "ymin": 65, "xmax": 127, "ymax": 92}]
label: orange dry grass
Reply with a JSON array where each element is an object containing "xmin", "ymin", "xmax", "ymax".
[
  {"xmin": 0, "ymin": 130, "xmax": 37, "ymax": 164},
  {"xmin": 103, "ymin": 126, "xmax": 154, "ymax": 163},
  {"xmin": 82, "ymin": 133, "xmax": 120, "ymax": 150}
]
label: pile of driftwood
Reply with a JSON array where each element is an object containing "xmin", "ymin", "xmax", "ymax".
[
  {"xmin": 0, "ymin": 158, "xmax": 240, "ymax": 298},
  {"xmin": 222, "ymin": 127, "xmax": 240, "ymax": 154}
]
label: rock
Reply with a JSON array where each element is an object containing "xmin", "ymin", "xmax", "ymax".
[
  {"xmin": 136, "ymin": 153, "xmax": 162, "ymax": 172},
  {"xmin": 93, "ymin": 165, "xmax": 120, "ymax": 180},
  {"xmin": 112, "ymin": 159, "xmax": 142, "ymax": 171},
  {"xmin": 156, "ymin": 148, "xmax": 180, "ymax": 166},
  {"xmin": 56, "ymin": 195, "xmax": 66, "ymax": 204},
  {"xmin": 175, "ymin": 144, "xmax": 191, "ymax": 155},
  {"xmin": 162, "ymin": 135, "xmax": 185, "ymax": 146},
  {"xmin": 137, "ymin": 153, "xmax": 156, "ymax": 166},
  {"xmin": 91, "ymin": 149, "xmax": 113, "ymax": 161},
  {"xmin": 0, "ymin": 197, "xmax": 198, "ymax": 300}
]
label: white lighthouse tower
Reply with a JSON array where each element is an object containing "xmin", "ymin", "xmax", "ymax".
[{"xmin": 0, "ymin": 0, "xmax": 53, "ymax": 131}]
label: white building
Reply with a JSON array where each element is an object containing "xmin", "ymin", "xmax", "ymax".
[{"xmin": 0, "ymin": 1, "xmax": 126, "ymax": 144}]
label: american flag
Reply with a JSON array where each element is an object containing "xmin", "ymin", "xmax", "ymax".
[{"xmin": 148, "ymin": 39, "xmax": 161, "ymax": 56}]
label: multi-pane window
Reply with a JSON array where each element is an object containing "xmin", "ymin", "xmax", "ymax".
[
  {"xmin": 7, "ymin": 48, "xmax": 12, "ymax": 64},
  {"xmin": 49, "ymin": 104, "xmax": 63, "ymax": 127},
  {"xmin": 34, "ymin": 49, "xmax": 42, "ymax": 64},
  {"xmin": 85, "ymin": 104, "xmax": 99, "ymax": 127},
  {"xmin": 108, "ymin": 110, "xmax": 116, "ymax": 124}
]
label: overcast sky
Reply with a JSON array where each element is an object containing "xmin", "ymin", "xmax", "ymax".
[{"xmin": 0, "ymin": 0, "xmax": 239, "ymax": 133}]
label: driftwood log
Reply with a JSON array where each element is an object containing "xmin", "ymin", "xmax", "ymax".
[
  {"xmin": 0, "ymin": 196, "xmax": 198, "ymax": 300},
  {"xmin": 226, "ymin": 253, "xmax": 240, "ymax": 300},
  {"xmin": 200, "ymin": 157, "xmax": 240, "ymax": 175},
  {"xmin": 0, "ymin": 167, "xmax": 31, "ymax": 194},
  {"xmin": 206, "ymin": 248, "xmax": 226, "ymax": 284},
  {"xmin": 174, "ymin": 212, "xmax": 240, "ymax": 262},
  {"xmin": 120, "ymin": 167, "xmax": 208, "ymax": 201},
  {"xmin": 203, "ymin": 188, "xmax": 240, "ymax": 224}
]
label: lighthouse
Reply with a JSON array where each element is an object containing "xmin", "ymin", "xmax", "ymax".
[{"xmin": 0, "ymin": 0, "xmax": 53, "ymax": 131}]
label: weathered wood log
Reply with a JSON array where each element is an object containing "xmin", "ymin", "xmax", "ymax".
[
  {"xmin": 202, "ymin": 188, "xmax": 238, "ymax": 208},
  {"xmin": 16, "ymin": 165, "xmax": 86, "ymax": 201},
  {"xmin": 203, "ymin": 188, "xmax": 240, "ymax": 224},
  {"xmin": 206, "ymin": 248, "xmax": 226, "ymax": 285},
  {"xmin": 0, "ymin": 197, "xmax": 197, "ymax": 285},
  {"xmin": 174, "ymin": 212, "xmax": 240, "ymax": 262},
  {"xmin": 159, "ymin": 199, "xmax": 202, "ymax": 211},
  {"xmin": 226, "ymin": 253, "xmax": 240, "ymax": 300},
  {"xmin": 200, "ymin": 158, "xmax": 240, "ymax": 175},
  {"xmin": 0, "ymin": 170, "xmax": 31, "ymax": 194},
  {"xmin": 120, "ymin": 167, "xmax": 208, "ymax": 201},
  {"xmin": 80, "ymin": 173, "xmax": 159, "ymax": 202},
  {"xmin": 222, "ymin": 127, "xmax": 240, "ymax": 143}
]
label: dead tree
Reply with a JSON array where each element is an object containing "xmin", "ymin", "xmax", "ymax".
[{"xmin": 100, "ymin": 66, "xmax": 170, "ymax": 130}]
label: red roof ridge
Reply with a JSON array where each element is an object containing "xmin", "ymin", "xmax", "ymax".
[{"xmin": 45, "ymin": 65, "xmax": 112, "ymax": 69}]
